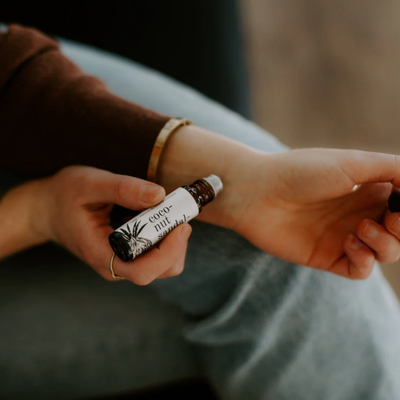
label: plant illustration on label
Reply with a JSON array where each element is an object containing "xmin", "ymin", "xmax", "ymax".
[{"xmin": 118, "ymin": 220, "xmax": 152, "ymax": 259}]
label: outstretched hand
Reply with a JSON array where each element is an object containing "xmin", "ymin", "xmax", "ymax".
[{"xmin": 231, "ymin": 149, "xmax": 400, "ymax": 279}]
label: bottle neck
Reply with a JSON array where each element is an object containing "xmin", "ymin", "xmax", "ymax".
[{"xmin": 183, "ymin": 179, "xmax": 215, "ymax": 212}]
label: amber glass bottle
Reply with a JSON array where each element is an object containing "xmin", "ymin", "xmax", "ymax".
[{"xmin": 109, "ymin": 175, "xmax": 223, "ymax": 262}]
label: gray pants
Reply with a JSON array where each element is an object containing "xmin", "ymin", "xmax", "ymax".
[{"xmin": 1, "ymin": 39, "xmax": 400, "ymax": 400}]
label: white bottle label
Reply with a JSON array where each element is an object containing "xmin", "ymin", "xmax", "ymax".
[{"xmin": 115, "ymin": 188, "xmax": 199, "ymax": 259}]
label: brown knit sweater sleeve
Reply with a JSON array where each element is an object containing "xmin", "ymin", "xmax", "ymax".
[{"xmin": 0, "ymin": 25, "xmax": 171, "ymax": 180}]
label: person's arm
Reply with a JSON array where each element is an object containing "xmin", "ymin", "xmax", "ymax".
[
  {"xmin": 0, "ymin": 180, "xmax": 47, "ymax": 259},
  {"xmin": 2, "ymin": 25, "xmax": 400, "ymax": 281},
  {"xmin": 158, "ymin": 125, "xmax": 400, "ymax": 280},
  {"xmin": 0, "ymin": 166, "xmax": 191, "ymax": 284},
  {"xmin": 157, "ymin": 124, "xmax": 259, "ymax": 231},
  {"xmin": 0, "ymin": 25, "xmax": 169, "ymax": 180}
]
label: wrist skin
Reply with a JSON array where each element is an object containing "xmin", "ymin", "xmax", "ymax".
[
  {"xmin": 0, "ymin": 179, "xmax": 49, "ymax": 260},
  {"xmin": 156, "ymin": 124, "xmax": 267, "ymax": 231},
  {"xmin": 0, "ymin": 125, "xmax": 266, "ymax": 260}
]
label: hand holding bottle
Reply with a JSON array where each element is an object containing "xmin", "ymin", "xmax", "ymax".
[
  {"xmin": 109, "ymin": 175, "xmax": 222, "ymax": 262},
  {"xmin": 31, "ymin": 166, "xmax": 192, "ymax": 284}
]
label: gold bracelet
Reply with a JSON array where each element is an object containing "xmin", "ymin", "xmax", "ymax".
[{"xmin": 147, "ymin": 118, "xmax": 192, "ymax": 183}]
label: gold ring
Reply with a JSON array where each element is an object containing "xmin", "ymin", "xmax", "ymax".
[{"xmin": 110, "ymin": 252, "xmax": 125, "ymax": 280}]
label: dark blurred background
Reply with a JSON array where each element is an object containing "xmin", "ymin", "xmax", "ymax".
[{"xmin": 2, "ymin": 0, "xmax": 251, "ymax": 118}]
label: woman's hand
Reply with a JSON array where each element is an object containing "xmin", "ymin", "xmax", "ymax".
[
  {"xmin": 33, "ymin": 166, "xmax": 192, "ymax": 284},
  {"xmin": 230, "ymin": 148, "xmax": 400, "ymax": 279},
  {"xmin": 152, "ymin": 124, "xmax": 400, "ymax": 280}
]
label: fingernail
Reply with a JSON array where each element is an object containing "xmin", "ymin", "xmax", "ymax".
[
  {"xmin": 347, "ymin": 235, "xmax": 363, "ymax": 251},
  {"xmin": 140, "ymin": 185, "xmax": 164, "ymax": 203},
  {"xmin": 362, "ymin": 222, "xmax": 379, "ymax": 239},
  {"xmin": 391, "ymin": 216, "xmax": 400, "ymax": 233},
  {"xmin": 180, "ymin": 226, "xmax": 192, "ymax": 242}
]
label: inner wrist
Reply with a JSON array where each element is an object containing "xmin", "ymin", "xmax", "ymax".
[
  {"xmin": 25, "ymin": 178, "xmax": 53, "ymax": 245},
  {"xmin": 0, "ymin": 179, "xmax": 50, "ymax": 259},
  {"xmin": 157, "ymin": 125, "xmax": 257, "ymax": 187},
  {"xmin": 156, "ymin": 124, "xmax": 265, "ymax": 229}
]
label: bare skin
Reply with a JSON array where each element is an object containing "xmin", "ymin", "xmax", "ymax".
[
  {"xmin": 158, "ymin": 126, "xmax": 400, "ymax": 280},
  {"xmin": 1, "ymin": 125, "xmax": 400, "ymax": 282},
  {"xmin": 0, "ymin": 166, "xmax": 192, "ymax": 285}
]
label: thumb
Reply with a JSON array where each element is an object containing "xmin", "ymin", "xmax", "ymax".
[
  {"xmin": 337, "ymin": 150, "xmax": 400, "ymax": 186},
  {"xmin": 80, "ymin": 167, "xmax": 165, "ymax": 210}
]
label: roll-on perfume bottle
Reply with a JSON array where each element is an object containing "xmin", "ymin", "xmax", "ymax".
[{"xmin": 109, "ymin": 175, "xmax": 223, "ymax": 262}]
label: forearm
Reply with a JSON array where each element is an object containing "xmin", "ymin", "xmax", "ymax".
[
  {"xmin": 0, "ymin": 180, "xmax": 47, "ymax": 260},
  {"xmin": 0, "ymin": 25, "xmax": 169, "ymax": 180},
  {"xmin": 157, "ymin": 124, "xmax": 265, "ymax": 230}
]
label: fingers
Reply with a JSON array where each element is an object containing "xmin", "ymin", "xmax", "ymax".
[
  {"xmin": 356, "ymin": 220, "xmax": 400, "ymax": 264},
  {"xmin": 338, "ymin": 150, "xmax": 400, "ymax": 186},
  {"xmin": 333, "ymin": 235, "xmax": 375, "ymax": 280},
  {"xmin": 384, "ymin": 212, "xmax": 400, "ymax": 239},
  {"xmin": 111, "ymin": 224, "xmax": 192, "ymax": 285},
  {"xmin": 78, "ymin": 167, "xmax": 165, "ymax": 210},
  {"xmin": 330, "ymin": 216, "xmax": 400, "ymax": 280},
  {"xmin": 157, "ymin": 251, "xmax": 187, "ymax": 279},
  {"xmin": 332, "ymin": 217, "xmax": 400, "ymax": 280}
]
